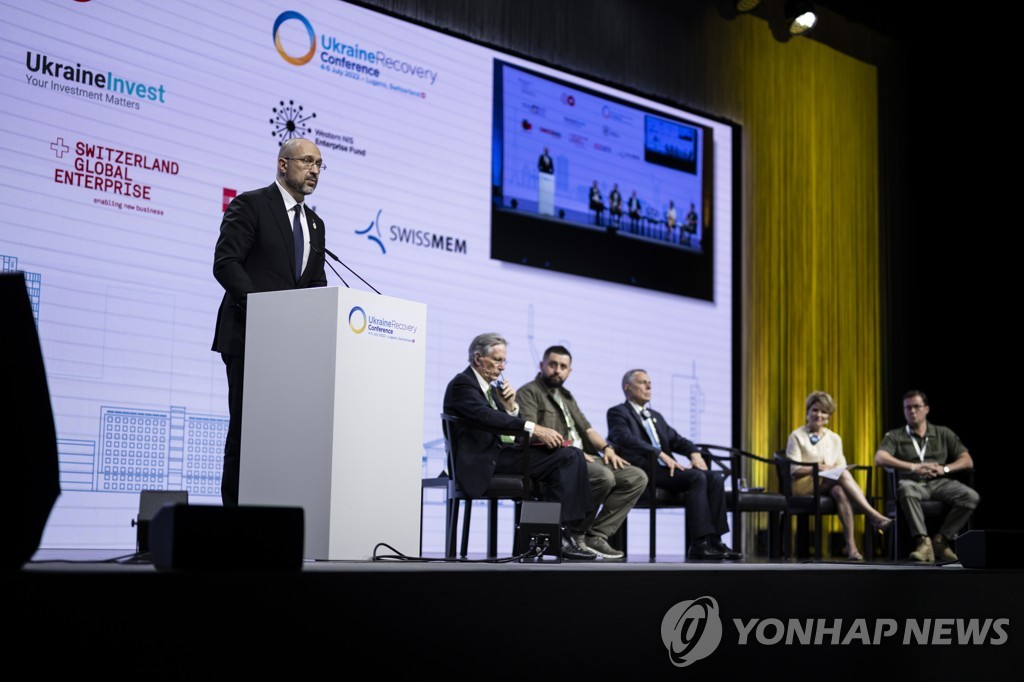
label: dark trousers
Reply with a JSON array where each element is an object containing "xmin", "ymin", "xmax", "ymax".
[
  {"xmin": 653, "ymin": 467, "xmax": 729, "ymax": 541},
  {"xmin": 221, "ymin": 353, "xmax": 244, "ymax": 507},
  {"xmin": 495, "ymin": 445, "xmax": 593, "ymax": 525}
]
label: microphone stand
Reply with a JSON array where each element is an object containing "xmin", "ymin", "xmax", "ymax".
[
  {"xmin": 309, "ymin": 243, "xmax": 349, "ymax": 288},
  {"xmin": 323, "ymin": 247, "xmax": 381, "ymax": 295}
]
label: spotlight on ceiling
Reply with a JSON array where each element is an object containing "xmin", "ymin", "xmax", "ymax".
[{"xmin": 785, "ymin": 1, "xmax": 818, "ymax": 35}]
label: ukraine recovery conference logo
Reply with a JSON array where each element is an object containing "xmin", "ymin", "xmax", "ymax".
[
  {"xmin": 348, "ymin": 306, "xmax": 367, "ymax": 334},
  {"xmin": 273, "ymin": 11, "xmax": 316, "ymax": 65}
]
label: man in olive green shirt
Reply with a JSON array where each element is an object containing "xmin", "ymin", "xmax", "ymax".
[
  {"xmin": 518, "ymin": 346, "xmax": 647, "ymax": 559},
  {"xmin": 875, "ymin": 389, "xmax": 979, "ymax": 562}
]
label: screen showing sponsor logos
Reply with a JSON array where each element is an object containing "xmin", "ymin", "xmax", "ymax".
[
  {"xmin": 0, "ymin": 0, "xmax": 735, "ymax": 553},
  {"xmin": 492, "ymin": 61, "xmax": 713, "ymax": 299}
]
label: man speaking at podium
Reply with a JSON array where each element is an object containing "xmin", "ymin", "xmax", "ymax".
[{"xmin": 212, "ymin": 138, "xmax": 328, "ymax": 506}]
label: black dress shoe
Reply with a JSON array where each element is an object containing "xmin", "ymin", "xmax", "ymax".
[
  {"xmin": 714, "ymin": 540, "xmax": 743, "ymax": 561},
  {"xmin": 687, "ymin": 538, "xmax": 726, "ymax": 560},
  {"xmin": 561, "ymin": 532, "xmax": 596, "ymax": 561}
]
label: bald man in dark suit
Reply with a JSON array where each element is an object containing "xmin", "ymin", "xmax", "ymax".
[
  {"xmin": 607, "ymin": 369, "xmax": 741, "ymax": 560},
  {"xmin": 212, "ymin": 138, "xmax": 328, "ymax": 506}
]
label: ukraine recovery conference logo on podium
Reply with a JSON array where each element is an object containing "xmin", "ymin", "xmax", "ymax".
[
  {"xmin": 273, "ymin": 11, "xmax": 316, "ymax": 65},
  {"xmin": 348, "ymin": 306, "xmax": 367, "ymax": 334},
  {"xmin": 347, "ymin": 305, "xmax": 419, "ymax": 343}
]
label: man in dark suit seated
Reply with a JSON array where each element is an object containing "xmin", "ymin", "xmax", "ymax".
[
  {"xmin": 608, "ymin": 183, "xmax": 623, "ymax": 225},
  {"xmin": 589, "ymin": 180, "xmax": 605, "ymax": 226},
  {"xmin": 684, "ymin": 202, "xmax": 698, "ymax": 238},
  {"xmin": 443, "ymin": 333, "xmax": 595, "ymax": 560},
  {"xmin": 607, "ymin": 369, "xmax": 742, "ymax": 560},
  {"xmin": 627, "ymin": 190, "xmax": 641, "ymax": 233},
  {"xmin": 212, "ymin": 137, "xmax": 328, "ymax": 507}
]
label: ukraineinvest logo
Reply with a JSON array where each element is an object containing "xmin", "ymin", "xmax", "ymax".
[
  {"xmin": 273, "ymin": 11, "xmax": 316, "ymax": 65},
  {"xmin": 348, "ymin": 306, "xmax": 367, "ymax": 334}
]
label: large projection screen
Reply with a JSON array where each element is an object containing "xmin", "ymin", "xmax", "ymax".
[{"xmin": 0, "ymin": 0, "xmax": 736, "ymax": 554}]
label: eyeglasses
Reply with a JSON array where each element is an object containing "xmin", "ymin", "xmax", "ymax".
[
  {"xmin": 283, "ymin": 157, "xmax": 326, "ymax": 171},
  {"xmin": 904, "ymin": 404, "xmax": 927, "ymax": 411}
]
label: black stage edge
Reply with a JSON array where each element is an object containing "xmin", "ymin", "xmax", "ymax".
[
  {"xmin": 490, "ymin": 207, "xmax": 713, "ymax": 300},
  {"xmin": 6, "ymin": 560, "xmax": 1022, "ymax": 678}
]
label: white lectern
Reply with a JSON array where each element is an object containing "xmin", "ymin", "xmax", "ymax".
[
  {"xmin": 239, "ymin": 286, "xmax": 427, "ymax": 560},
  {"xmin": 538, "ymin": 172, "xmax": 555, "ymax": 216}
]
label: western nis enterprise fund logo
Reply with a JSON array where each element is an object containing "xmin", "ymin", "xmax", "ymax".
[
  {"xmin": 25, "ymin": 51, "xmax": 167, "ymax": 110},
  {"xmin": 348, "ymin": 306, "xmax": 419, "ymax": 343},
  {"xmin": 272, "ymin": 11, "xmax": 439, "ymax": 97}
]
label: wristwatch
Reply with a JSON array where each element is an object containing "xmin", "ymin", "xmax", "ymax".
[{"xmin": 943, "ymin": 465, "xmax": 950, "ymax": 475}]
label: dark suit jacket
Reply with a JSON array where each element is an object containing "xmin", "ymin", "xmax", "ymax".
[
  {"xmin": 606, "ymin": 401, "xmax": 698, "ymax": 469},
  {"xmin": 212, "ymin": 182, "xmax": 327, "ymax": 356},
  {"xmin": 443, "ymin": 366, "xmax": 527, "ymax": 497},
  {"xmin": 537, "ymin": 153, "xmax": 554, "ymax": 174}
]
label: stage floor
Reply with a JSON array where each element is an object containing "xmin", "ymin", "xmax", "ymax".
[{"xmin": 10, "ymin": 549, "xmax": 1023, "ymax": 679}]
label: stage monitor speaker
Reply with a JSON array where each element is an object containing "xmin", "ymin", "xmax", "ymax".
[
  {"xmin": 150, "ymin": 504, "xmax": 304, "ymax": 571},
  {"xmin": 515, "ymin": 500, "xmax": 562, "ymax": 561},
  {"xmin": 956, "ymin": 530, "xmax": 1024, "ymax": 569},
  {"xmin": 134, "ymin": 490, "xmax": 188, "ymax": 553},
  {"xmin": 1, "ymin": 273, "xmax": 60, "ymax": 570}
]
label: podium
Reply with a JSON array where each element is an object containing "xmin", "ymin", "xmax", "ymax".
[
  {"xmin": 538, "ymin": 171, "xmax": 555, "ymax": 216},
  {"xmin": 239, "ymin": 286, "xmax": 427, "ymax": 560}
]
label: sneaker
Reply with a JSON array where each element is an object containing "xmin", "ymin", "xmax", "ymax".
[
  {"xmin": 909, "ymin": 535, "xmax": 934, "ymax": 562},
  {"xmin": 932, "ymin": 533, "xmax": 958, "ymax": 562},
  {"xmin": 560, "ymin": 532, "xmax": 596, "ymax": 560},
  {"xmin": 584, "ymin": 535, "xmax": 625, "ymax": 560}
]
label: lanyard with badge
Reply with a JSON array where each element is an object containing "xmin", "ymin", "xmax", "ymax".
[{"xmin": 906, "ymin": 425, "xmax": 929, "ymax": 462}]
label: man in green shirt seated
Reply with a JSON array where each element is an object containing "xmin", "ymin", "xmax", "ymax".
[
  {"xmin": 518, "ymin": 346, "xmax": 647, "ymax": 559},
  {"xmin": 875, "ymin": 390, "xmax": 980, "ymax": 562}
]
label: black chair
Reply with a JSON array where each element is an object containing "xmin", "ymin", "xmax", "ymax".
[
  {"xmin": 611, "ymin": 445, "xmax": 734, "ymax": 560},
  {"xmin": 881, "ymin": 467, "xmax": 976, "ymax": 560},
  {"xmin": 773, "ymin": 450, "xmax": 876, "ymax": 561},
  {"xmin": 695, "ymin": 444, "xmax": 789, "ymax": 559},
  {"xmin": 419, "ymin": 472, "xmax": 449, "ymax": 556},
  {"xmin": 439, "ymin": 413, "xmax": 532, "ymax": 559}
]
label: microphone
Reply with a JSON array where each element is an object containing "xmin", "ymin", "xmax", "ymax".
[
  {"xmin": 309, "ymin": 243, "xmax": 350, "ymax": 288},
  {"xmin": 321, "ymin": 246, "xmax": 382, "ymax": 295}
]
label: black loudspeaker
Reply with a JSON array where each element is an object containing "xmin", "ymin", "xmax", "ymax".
[
  {"xmin": 1, "ymin": 273, "xmax": 60, "ymax": 570},
  {"xmin": 150, "ymin": 504, "xmax": 304, "ymax": 571},
  {"xmin": 956, "ymin": 530, "xmax": 1024, "ymax": 569},
  {"xmin": 515, "ymin": 500, "xmax": 562, "ymax": 561},
  {"xmin": 134, "ymin": 490, "xmax": 189, "ymax": 553}
]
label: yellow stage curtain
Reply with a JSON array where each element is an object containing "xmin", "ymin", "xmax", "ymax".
[{"xmin": 703, "ymin": 13, "xmax": 882, "ymax": 555}]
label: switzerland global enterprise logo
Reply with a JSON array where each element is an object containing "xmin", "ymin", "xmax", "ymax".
[{"xmin": 271, "ymin": 11, "xmax": 439, "ymax": 98}]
